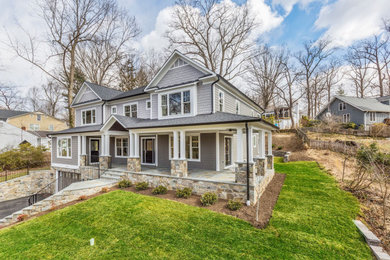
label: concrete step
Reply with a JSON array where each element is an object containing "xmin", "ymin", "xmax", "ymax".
[{"xmin": 101, "ymin": 175, "xmax": 121, "ymax": 180}]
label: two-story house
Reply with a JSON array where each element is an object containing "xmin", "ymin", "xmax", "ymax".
[{"xmin": 50, "ymin": 50, "xmax": 277, "ymax": 205}]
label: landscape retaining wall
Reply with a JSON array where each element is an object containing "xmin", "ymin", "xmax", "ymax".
[{"xmin": 0, "ymin": 170, "xmax": 55, "ymax": 202}]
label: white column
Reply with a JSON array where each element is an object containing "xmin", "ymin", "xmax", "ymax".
[
  {"xmin": 173, "ymin": 130, "xmax": 179, "ymax": 159},
  {"xmin": 267, "ymin": 131, "xmax": 273, "ymax": 155},
  {"xmin": 248, "ymin": 126, "xmax": 253, "ymax": 163},
  {"xmin": 236, "ymin": 128, "xmax": 243, "ymax": 162},
  {"xmin": 101, "ymin": 134, "xmax": 105, "ymax": 156},
  {"xmin": 82, "ymin": 136, "xmax": 87, "ymax": 155},
  {"xmin": 104, "ymin": 134, "xmax": 110, "ymax": 156},
  {"xmin": 259, "ymin": 130, "xmax": 265, "ymax": 158},
  {"xmin": 180, "ymin": 130, "xmax": 186, "ymax": 160},
  {"xmin": 215, "ymin": 131, "xmax": 220, "ymax": 171},
  {"xmin": 129, "ymin": 131, "xmax": 134, "ymax": 157},
  {"xmin": 134, "ymin": 133, "xmax": 139, "ymax": 158}
]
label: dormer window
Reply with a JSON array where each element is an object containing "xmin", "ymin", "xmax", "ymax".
[
  {"xmin": 170, "ymin": 59, "xmax": 187, "ymax": 69},
  {"xmin": 161, "ymin": 90, "xmax": 191, "ymax": 117},
  {"xmin": 82, "ymin": 109, "xmax": 96, "ymax": 125}
]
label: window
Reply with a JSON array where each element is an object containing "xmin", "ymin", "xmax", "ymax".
[
  {"xmin": 57, "ymin": 137, "xmax": 71, "ymax": 158},
  {"xmin": 218, "ymin": 91, "xmax": 224, "ymax": 112},
  {"xmin": 82, "ymin": 109, "xmax": 96, "ymax": 125},
  {"xmin": 369, "ymin": 112, "xmax": 376, "ymax": 122},
  {"xmin": 170, "ymin": 134, "xmax": 200, "ymax": 160},
  {"xmin": 124, "ymin": 104, "xmax": 137, "ymax": 118},
  {"xmin": 343, "ymin": 113, "xmax": 350, "ymax": 123},
  {"xmin": 146, "ymin": 100, "xmax": 151, "ymax": 110},
  {"xmin": 161, "ymin": 90, "xmax": 191, "ymax": 117},
  {"xmin": 48, "ymin": 124, "xmax": 54, "ymax": 131},
  {"xmin": 235, "ymin": 100, "xmax": 240, "ymax": 114},
  {"xmin": 37, "ymin": 114, "xmax": 41, "ymax": 121},
  {"xmin": 339, "ymin": 102, "xmax": 346, "ymax": 111},
  {"xmin": 29, "ymin": 124, "xmax": 39, "ymax": 130},
  {"xmin": 111, "ymin": 106, "xmax": 117, "ymax": 114},
  {"xmin": 170, "ymin": 58, "xmax": 187, "ymax": 69},
  {"xmin": 253, "ymin": 135, "xmax": 257, "ymax": 148},
  {"xmin": 115, "ymin": 138, "xmax": 128, "ymax": 157}
]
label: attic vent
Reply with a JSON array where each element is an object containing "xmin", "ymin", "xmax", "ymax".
[{"xmin": 171, "ymin": 59, "xmax": 187, "ymax": 69}]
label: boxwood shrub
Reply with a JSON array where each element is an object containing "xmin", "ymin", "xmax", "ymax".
[
  {"xmin": 226, "ymin": 200, "xmax": 242, "ymax": 211},
  {"xmin": 135, "ymin": 182, "xmax": 149, "ymax": 190},
  {"xmin": 118, "ymin": 179, "xmax": 132, "ymax": 188},
  {"xmin": 200, "ymin": 192, "xmax": 218, "ymax": 206},
  {"xmin": 152, "ymin": 185, "xmax": 167, "ymax": 195},
  {"xmin": 176, "ymin": 187, "xmax": 192, "ymax": 199}
]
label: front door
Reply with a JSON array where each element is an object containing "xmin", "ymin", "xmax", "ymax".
[
  {"xmin": 90, "ymin": 139, "xmax": 100, "ymax": 163},
  {"xmin": 224, "ymin": 137, "xmax": 232, "ymax": 167},
  {"xmin": 142, "ymin": 138, "xmax": 155, "ymax": 165}
]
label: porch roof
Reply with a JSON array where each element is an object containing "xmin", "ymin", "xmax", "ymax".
[{"xmin": 50, "ymin": 124, "xmax": 103, "ymax": 135}]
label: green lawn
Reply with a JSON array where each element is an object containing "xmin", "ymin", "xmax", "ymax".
[{"xmin": 0, "ymin": 161, "xmax": 371, "ymax": 259}]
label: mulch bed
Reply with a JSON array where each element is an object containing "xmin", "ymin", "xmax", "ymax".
[{"xmin": 1, "ymin": 173, "xmax": 285, "ymax": 230}]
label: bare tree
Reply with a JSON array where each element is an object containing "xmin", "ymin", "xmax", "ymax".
[
  {"xmin": 323, "ymin": 59, "xmax": 342, "ymax": 102},
  {"xmin": 28, "ymin": 81, "xmax": 64, "ymax": 117},
  {"xmin": 0, "ymin": 84, "xmax": 23, "ymax": 110},
  {"xmin": 167, "ymin": 0, "xmax": 256, "ymax": 80},
  {"xmin": 118, "ymin": 55, "xmax": 149, "ymax": 91},
  {"xmin": 7, "ymin": 0, "xmax": 136, "ymax": 127},
  {"xmin": 246, "ymin": 45, "xmax": 286, "ymax": 109},
  {"xmin": 346, "ymin": 44, "xmax": 376, "ymax": 98},
  {"xmin": 295, "ymin": 39, "xmax": 334, "ymax": 118}
]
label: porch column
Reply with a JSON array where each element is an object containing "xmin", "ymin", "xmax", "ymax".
[
  {"xmin": 101, "ymin": 134, "xmax": 105, "ymax": 155},
  {"xmin": 81, "ymin": 136, "xmax": 87, "ymax": 155},
  {"xmin": 134, "ymin": 133, "xmax": 140, "ymax": 158},
  {"xmin": 259, "ymin": 130, "xmax": 265, "ymax": 158},
  {"xmin": 248, "ymin": 126, "xmax": 253, "ymax": 163},
  {"xmin": 173, "ymin": 130, "xmax": 179, "ymax": 159},
  {"xmin": 104, "ymin": 133, "xmax": 110, "ymax": 156},
  {"xmin": 129, "ymin": 131, "xmax": 134, "ymax": 157},
  {"xmin": 236, "ymin": 128, "xmax": 243, "ymax": 162},
  {"xmin": 180, "ymin": 130, "xmax": 186, "ymax": 160},
  {"xmin": 267, "ymin": 131, "xmax": 272, "ymax": 155}
]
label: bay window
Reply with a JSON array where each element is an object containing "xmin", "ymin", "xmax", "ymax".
[
  {"xmin": 161, "ymin": 90, "xmax": 191, "ymax": 117},
  {"xmin": 124, "ymin": 104, "xmax": 137, "ymax": 118},
  {"xmin": 115, "ymin": 138, "xmax": 128, "ymax": 157},
  {"xmin": 82, "ymin": 109, "xmax": 96, "ymax": 125},
  {"xmin": 58, "ymin": 137, "xmax": 71, "ymax": 158}
]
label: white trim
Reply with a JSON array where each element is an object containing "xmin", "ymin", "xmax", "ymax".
[
  {"xmin": 111, "ymin": 106, "xmax": 117, "ymax": 114},
  {"xmin": 140, "ymin": 136, "xmax": 157, "ymax": 166},
  {"xmin": 216, "ymin": 131, "xmax": 220, "ymax": 171},
  {"xmin": 369, "ymin": 112, "xmax": 376, "ymax": 122},
  {"xmin": 123, "ymin": 102, "xmax": 138, "ymax": 118},
  {"xmin": 146, "ymin": 100, "xmax": 151, "ymax": 110},
  {"xmin": 235, "ymin": 100, "xmax": 240, "ymax": 114},
  {"xmin": 51, "ymin": 163, "xmax": 79, "ymax": 169},
  {"xmin": 343, "ymin": 113, "xmax": 350, "ymax": 123},
  {"xmin": 57, "ymin": 136, "xmax": 72, "ymax": 159},
  {"xmin": 71, "ymin": 82, "xmax": 102, "ymax": 107},
  {"xmin": 81, "ymin": 108, "xmax": 97, "ymax": 126},
  {"xmin": 114, "ymin": 137, "xmax": 129, "ymax": 158},
  {"xmin": 217, "ymin": 90, "xmax": 225, "ymax": 112},
  {"xmin": 89, "ymin": 138, "xmax": 101, "ymax": 164},
  {"xmin": 224, "ymin": 136, "xmax": 233, "ymax": 168},
  {"xmin": 168, "ymin": 133, "xmax": 201, "ymax": 162},
  {"xmin": 158, "ymin": 86, "xmax": 195, "ymax": 119},
  {"xmin": 77, "ymin": 136, "xmax": 81, "ymax": 166}
]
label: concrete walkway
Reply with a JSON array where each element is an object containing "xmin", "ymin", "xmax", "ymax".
[
  {"xmin": 63, "ymin": 179, "xmax": 116, "ymax": 191},
  {"xmin": 0, "ymin": 194, "xmax": 50, "ymax": 219}
]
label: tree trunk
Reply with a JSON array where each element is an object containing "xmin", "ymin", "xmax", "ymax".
[{"xmin": 68, "ymin": 46, "xmax": 76, "ymax": 127}]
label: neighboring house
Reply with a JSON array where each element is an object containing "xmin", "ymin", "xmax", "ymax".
[
  {"xmin": 0, "ymin": 110, "xmax": 67, "ymax": 150},
  {"xmin": 50, "ymin": 50, "xmax": 277, "ymax": 204},
  {"xmin": 317, "ymin": 95, "xmax": 390, "ymax": 129},
  {"xmin": 263, "ymin": 103, "xmax": 300, "ymax": 129}
]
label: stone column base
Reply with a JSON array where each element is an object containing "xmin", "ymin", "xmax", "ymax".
[
  {"xmin": 266, "ymin": 155, "xmax": 274, "ymax": 169},
  {"xmin": 171, "ymin": 159, "xmax": 188, "ymax": 177},
  {"xmin": 254, "ymin": 158, "xmax": 266, "ymax": 176},
  {"xmin": 80, "ymin": 155, "xmax": 87, "ymax": 167},
  {"xmin": 235, "ymin": 162, "xmax": 255, "ymax": 185},
  {"xmin": 127, "ymin": 157, "xmax": 141, "ymax": 172},
  {"xmin": 99, "ymin": 156, "xmax": 111, "ymax": 169}
]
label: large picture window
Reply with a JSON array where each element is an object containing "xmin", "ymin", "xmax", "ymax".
[
  {"xmin": 82, "ymin": 109, "xmax": 96, "ymax": 125},
  {"xmin": 161, "ymin": 90, "xmax": 191, "ymax": 117},
  {"xmin": 169, "ymin": 134, "xmax": 200, "ymax": 160},
  {"xmin": 115, "ymin": 138, "xmax": 128, "ymax": 157},
  {"xmin": 58, "ymin": 138, "xmax": 71, "ymax": 158},
  {"xmin": 124, "ymin": 104, "xmax": 137, "ymax": 118}
]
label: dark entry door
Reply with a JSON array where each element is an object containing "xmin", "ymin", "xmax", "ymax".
[
  {"xmin": 142, "ymin": 138, "xmax": 155, "ymax": 164},
  {"xmin": 90, "ymin": 139, "xmax": 100, "ymax": 163}
]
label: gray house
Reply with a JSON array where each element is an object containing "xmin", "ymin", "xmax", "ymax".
[
  {"xmin": 50, "ymin": 50, "xmax": 277, "ymax": 205},
  {"xmin": 317, "ymin": 95, "xmax": 390, "ymax": 129}
]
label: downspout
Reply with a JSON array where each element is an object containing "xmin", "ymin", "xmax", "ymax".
[
  {"xmin": 210, "ymin": 75, "xmax": 220, "ymax": 114},
  {"xmin": 245, "ymin": 121, "xmax": 250, "ymax": 205}
]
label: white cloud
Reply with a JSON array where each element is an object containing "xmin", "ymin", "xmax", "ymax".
[
  {"xmin": 272, "ymin": 0, "xmax": 320, "ymax": 16},
  {"xmin": 315, "ymin": 0, "xmax": 390, "ymax": 47}
]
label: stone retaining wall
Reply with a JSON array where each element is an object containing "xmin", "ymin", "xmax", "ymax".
[{"xmin": 0, "ymin": 170, "xmax": 55, "ymax": 202}]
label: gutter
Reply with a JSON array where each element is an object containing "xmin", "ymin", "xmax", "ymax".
[
  {"xmin": 210, "ymin": 75, "xmax": 220, "ymax": 114},
  {"xmin": 245, "ymin": 122, "xmax": 250, "ymax": 205}
]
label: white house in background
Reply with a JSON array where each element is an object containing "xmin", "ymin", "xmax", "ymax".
[{"xmin": 263, "ymin": 103, "xmax": 300, "ymax": 129}]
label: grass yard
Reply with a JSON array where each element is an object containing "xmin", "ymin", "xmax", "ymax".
[{"xmin": 0, "ymin": 161, "xmax": 371, "ymax": 259}]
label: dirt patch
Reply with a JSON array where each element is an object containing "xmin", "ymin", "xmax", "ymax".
[
  {"xmin": 273, "ymin": 132, "xmax": 304, "ymax": 152},
  {"xmin": 1, "ymin": 174, "xmax": 285, "ymax": 230}
]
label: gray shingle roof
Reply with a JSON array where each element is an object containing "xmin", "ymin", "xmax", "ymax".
[
  {"xmin": 0, "ymin": 109, "xmax": 29, "ymax": 121},
  {"xmin": 50, "ymin": 124, "xmax": 103, "ymax": 135},
  {"xmin": 112, "ymin": 112, "xmax": 276, "ymax": 129},
  {"xmin": 336, "ymin": 95, "xmax": 390, "ymax": 112},
  {"xmin": 110, "ymin": 86, "xmax": 147, "ymax": 100},
  {"xmin": 85, "ymin": 82, "xmax": 123, "ymax": 101},
  {"xmin": 27, "ymin": 131, "xmax": 51, "ymax": 138}
]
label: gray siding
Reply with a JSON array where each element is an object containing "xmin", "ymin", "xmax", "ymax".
[
  {"xmin": 151, "ymin": 94, "xmax": 158, "ymax": 119},
  {"xmin": 197, "ymin": 83, "xmax": 212, "ymax": 114},
  {"xmin": 110, "ymin": 137, "xmax": 127, "ymax": 165},
  {"xmin": 110, "ymin": 97, "xmax": 150, "ymax": 119},
  {"xmin": 364, "ymin": 112, "xmax": 390, "ymax": 124},
  {"xmin": 188, "ymin": 133, "xmax": 216, "ymax": 170},
  {"xmin": 52, "ymin": 136, "xmax": 79, "ymax": 166},
  {"xmin": 158, "ymin": 64, "xmax": 206, "ymax": 88},
  {"xmin": 214, "ymin": 85, "xmax": 257, "ymax": 116},
  {"xmin": 78, "ymin": 89, "xmax": 98, "ymax": 103},
  {"xmin": 75, "ymin": 104, "xmax": 103, "ymax": 127},
  {"xmin": 318, "ymin": 98, "xmax": 366, "ymax": 125}
]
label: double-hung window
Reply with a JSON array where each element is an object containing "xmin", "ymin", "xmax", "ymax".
[
  {"xmin": 369, "ymin": 112, "xmax": 376, "ymax": 122},
  {"xmin": 235, "ymin": 100, "xmax": 240, "ymax": 114},
  {"xmin": 343, "ymin": 113, "xmax": 350, "ymax": 123},
  {"xmin": 30, "ymin": 124, "xmax": 39, "ymax": 130},
  {"xmin": 115, "ymin": 138, "xmax": 128, "ymax": 157},
  {"xmin": 124, "ymin": 104, "xmax": 137, "ymax": 118},
  {"xmin": 161, "ymin": 90, "xmax": 191, "ymax": 117},
  {"xmin": 218, "ymin": 91, "xmax": 224, "ymax": 112},
  {"xmin": 111, "ymin": 106, "xmax": 117, "ymax": 114},
  {"xmin": 170, "ymin": 134, "xmax": 200, "ymax": 160},
  {"xmin": 82, "ymin": 109, "xmax": 96, "ymax": 125},
  {"xmin": 339, "ymin": 102, "xmax": 346, "ymax": 111},
  {"xmin": 58, "ymin": 137, "xmax": 71, "ymax": 158}
]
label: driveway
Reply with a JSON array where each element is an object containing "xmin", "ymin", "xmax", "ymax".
[{"xmin": 0, "ymin": 194, "xmax": 51, "ymax": 219}]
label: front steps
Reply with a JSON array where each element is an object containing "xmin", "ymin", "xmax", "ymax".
[{"xmin": 101, "ymin": 169, "xmax": 127, "ymax": 181}]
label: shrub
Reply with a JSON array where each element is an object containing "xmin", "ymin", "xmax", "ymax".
[
  {"xmin": 176, "ymin": 187, "xmax": 192, "ymax": 199},
  {"xmin": 277, "ymin": 146, "xmax": 283, "ymax": 150},
  {"xmin": 135, "ymin": 182, "xmax": 149, "ymax": 190},
  {"xmin": 342, "ymin": 122, "xmax": 357, "ymax": 129},
  {"xmin": 101, "ymin": 187, "xmax": 109, "ymax": 193},
  {"xmin": 226, "ymin": 200, "xmax": 242, "ymax": 211},
  {"xmin": 17, "ymin": 214, "xmax": 28, "ymax": 222},
  {"xmin": 78, "ymin": 195, "xmax": 87, "ymax": 201},
  {"xmin": 118, "ymin": 179, "xmax": 132, "ymax": 188},
  {"xmin": 200, "ymin": 192, "xmax": 218, "ymax": 206},
  {"xmin": 0, "ymin": 143, "xmax": 47, "ymax": 171},
  {"xmin": 152, "ymin": 185, "xmax": 167, "ymax": 195}
]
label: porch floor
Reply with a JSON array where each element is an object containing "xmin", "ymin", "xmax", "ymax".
[{"xmin": 110, "ymin": 164, "xmax": 236, "ymax": 183}]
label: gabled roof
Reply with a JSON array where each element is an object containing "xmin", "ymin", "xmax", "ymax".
[
  {"xmin": 335, "ymin": 95, "xmax": 390, "ymax": 112},
  {"xmin": 28, "ymin": 131, "xmax": 51, "ymax": 138},
  {"xmin": 109, "ymin": 86, "xmax": 147, "ymax": 101},
  {"xmin": 84, "ymin": 82, "xmax": 122, "ymax": 101},
  {"xmin": 50, "ymin": 124, "xmax": 103, "ymax": 135},
  {"xmin": 0, "ymin": 109, "xmax": 29, "ymax": 121}
]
